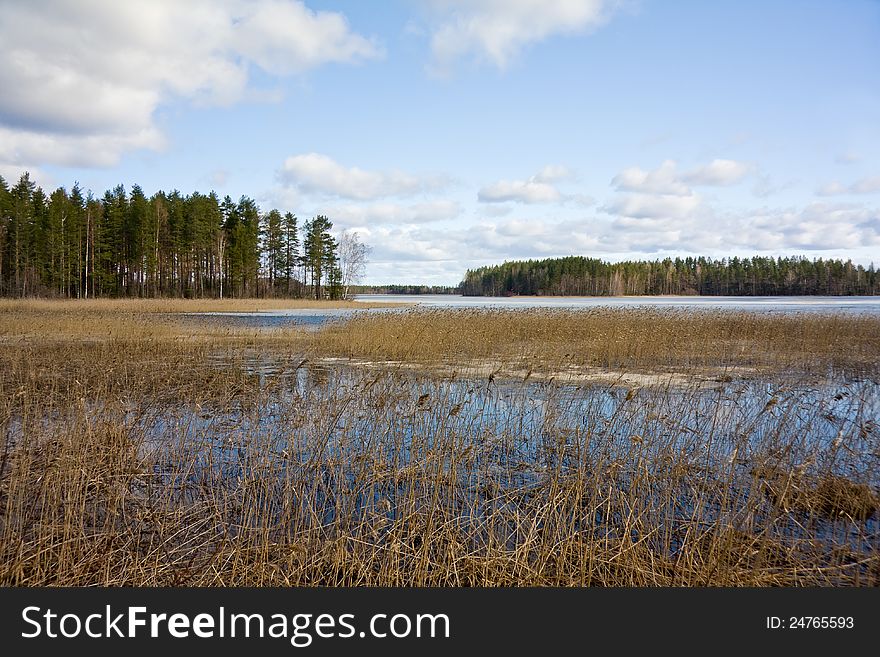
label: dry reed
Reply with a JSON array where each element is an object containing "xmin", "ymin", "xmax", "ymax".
[
  {"xmin": 0, "ymin": 302, "xmax": 877, "ymax": 586},
  {"xmin": 309, "ymin": 307, "xmax": 880, "ymax": 378}
]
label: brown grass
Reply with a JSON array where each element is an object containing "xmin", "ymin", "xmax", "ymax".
[
  {"xmin": 0, "ymin": 302, "xmax": 878, "ymax": 586},
  {"xmin": 309, "ymin": 307, "xmax": 880, "ymax": 379},
  {"xmin": 755, "ymin": 467, "xmax": 880, "ymax": 520}
]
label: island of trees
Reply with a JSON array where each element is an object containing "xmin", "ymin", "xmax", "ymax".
[
  {"xmin": 461, "ymin": 255, "xmax": 879, "ymax": 297},
  {"xmin": 0, "ymin": 173, "xmax": 369, "ymax": 299}
]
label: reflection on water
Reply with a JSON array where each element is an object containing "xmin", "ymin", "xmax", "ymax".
[
  {"xmin": 355, "ymin": 294, "xmax": 880, "ymax": 313},
  {"xmin": 178, "ymin": 294, "xmax": 880, "ymax": 331},
  {"xmin": 139, "ymin": 355, "xmax": 879, "ymax": 564}
]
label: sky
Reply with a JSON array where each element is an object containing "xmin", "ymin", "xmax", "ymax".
[{"xmin": 1, "ymin": 0, "xmax": 878, "ymax": 285}]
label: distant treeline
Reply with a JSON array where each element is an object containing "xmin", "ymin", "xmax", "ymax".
[
  {"xmin": 461, "ymin": 255, "xmax": 879, "ymax": 297},
  {"xmin": 349, "ymin": 284, "xmax": 460, "ymax": 295},
  {"xmin": 0, "ymin": 173, "xmax": 366, "ymax": 299}
]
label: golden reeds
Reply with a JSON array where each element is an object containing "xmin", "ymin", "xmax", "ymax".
[
  {"xmin": 0, "ymin": 302, "xmax": 877, "ymax": 586},
  {"xmin": 309, "ymin": 307, "xmax": 880, "ymax": 378}
]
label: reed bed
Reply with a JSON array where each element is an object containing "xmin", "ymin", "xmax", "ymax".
[
  {"xmin": 310, "ymin": 307, "xmax": 880, "ymax": 378},
  {"xmin": 0, "ymin": 303, "xmax": 878, "ymax": 586}
]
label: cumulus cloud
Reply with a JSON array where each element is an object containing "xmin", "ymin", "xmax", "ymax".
[
  {"xmin": 361, "ymin": 225, "xmax": 467, "ymax": 268},
  {"xmin": 611, "ymin": 160, "xmax": 690, "ymax": 196},
  {"xmin": 738, "ymin": 203, "xmax": 880, "ymax": 251},
  {"xmin": 852, "ymin": 177, "xmax": 880, "ymax": 194},
  {"xmin": 612, "ymin": 158, "xmax": 750, "ymax": 195},
  {"xmin": 533, "ymin": 164, "xmax": 574, "ymax": 182},
  {"xmin": 0, "ymin": 0, "xmax": 381, "ymax": 171},
  {"xmin": 478, "ymin": 164, "xmax": 573, "ymax": 203},
  {"xmin": 355, "ymin": 199, "xmax": 879, "ymax": 283},
  {"xmin": 817, "ymin": 176, "xmax": 880, "ymax": 196},
  {"xmin": 603, "ymin": 193, "xmax": 702, "ymax": 219},
  {"xmin": 319, "ymin": 200, "xmax": 462, "ymax": 227},
  {"xmin": 278, "ymin": 153, "xmax": 451, "ymax": 200},
  {"xmin": 478, "ymin": 180, "xmax": 562, "ymax": 204},
  {"xmin": 682, "ymin": 158, "xmax": 751, "ymax": 186},
  {"xmin": 817, "ymin": 181, "xmax": 849, "ymax": 196},
  {"xmin": 0, "ymin": 125, "xmax": 164, "ymax": 171},
  {"xmin": 426, "ymin": 0, "xmax": 616, "ymax": 71},
  {"xmin": 480, "ymin": 204, "xmax": 514, "ymax": 217}
]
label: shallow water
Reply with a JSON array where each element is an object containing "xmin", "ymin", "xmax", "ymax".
[
  {"xmin": 184, "ymin": 294, "xmax": 880, "ymax": 330},
  {"xmin": 355, "ymin": 294, "xmax": 880, "ymax": 313},
  {"xmin": 135, "ymin": 358, "xmax": 878, "ymax": 558}
]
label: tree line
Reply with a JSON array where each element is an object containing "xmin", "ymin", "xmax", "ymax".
[
  {"xmin": 461, "ymin": 255, "xmax": 879, "ymax": 297},
  {"xmin": 348, "ymin": 284, "xmax": 460, "ymax": 295},
  {"xmin": 0, "ymin": 173, "xmax": 369, "ymax": 299}
]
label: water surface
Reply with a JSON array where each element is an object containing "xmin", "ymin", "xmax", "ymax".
[
  {"xmin": 183, "ymin": 294, "xmax": 880, "ymax": 330},
  {"xmin": 355, "ymin": 294, "xmax": 880, "ymax": 313}
]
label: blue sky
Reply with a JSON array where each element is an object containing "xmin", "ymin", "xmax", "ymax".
[{"xmin": 1, "ymin": 0, "xmax": 878, "ymax": 284}]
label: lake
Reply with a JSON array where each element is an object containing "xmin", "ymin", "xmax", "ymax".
[
  {"xmin": 186, "ymin": 294, "xmax": 880, "ymax": 329},
  {"xmin": 354, "ymin": 294, "xmax": 880, "ymax": 312}
]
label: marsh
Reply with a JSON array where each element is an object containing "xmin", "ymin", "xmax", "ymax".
[{"xmin": 1, "ymin": 300, "xmax": 878, "ymax": 586}]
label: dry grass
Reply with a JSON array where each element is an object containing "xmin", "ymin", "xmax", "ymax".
[
  {"xmin": 755, "ymin": 467, "xmax": 880, "ymax": 520},
  {"xmin": 310, "ymin": 307, "xmax": 880, "ymax": 378},
  {"xmin": 0, "ymin": 302, "xmax": 878, "ymax": 586}
]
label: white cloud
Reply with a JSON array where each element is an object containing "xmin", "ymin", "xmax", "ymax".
[
  {"xmin": 0, "ymin": 0, "xmax": 381, "ymax": 171},
  {"xmin": 0, "ymin": 125, "xmax": 164, "ymax": 170},
  {"xmin": 817, "ymin": 181, "xmax": 849, "ymax": 196},
  {"xmin": 426, "ymin": 0, "xmax": 616, "ymax": 71},
  {"xmin": 851, "ymin": 176, "xmax": 880, "ymax": 194},
  {"xmin": 533, "ymin": 164, "xmax": 573, "ymax": 183},
  {"xmin": 231, "ymin": 0, "xmax": 381, "ymax": 75},
  {"xmin": 611, "ymin": 160, "xmax": 690, "ymax": 196},
  {"xmin": 355, "ymin": 199, "xmax": 879, "ymax": 284},
  {"xmin": 682, "ymin": 158, "xmax": 751, "ymax": 186},
  {"xmin": 603, "ymin": 193, "xmax": 702, "ymax": 219},
  {"xmin": 0, "ymin": 162, "xmax": 49, "ymax": 187},
  {"xmin": 480, "ymin": 204, "xmax": 514, "ymax": 217},
  {"xmin": 739, "ymin": 203, "xmax": 880, "ymax": 251},
  {"xmin": 491, "ymin": 202, "xmax": 877, "ymax": 262},
  {"xmin": 478, "ymin": 180, "xmax": 562, "ymax": 204},
  {"xmin": 278, "ymin": 153, "xmax": 450, "ymax": 200},
  {"xmin": 478, "ymin": 164, "xmax": 572, "ymax": 203},
  {"xmin": 320, "ymin": 200, "xmax": 462, "ymax": 227},
  {"xmin": 817, "ymin": 176, "xmax": 880, "ymax": 196},
  {"xmin": 363, "ymin": 225, "xmax": 466, "ymax": 265},
  {"xmin": 612, "ymin": 158, "xmax": 750, "ymax": 195}
]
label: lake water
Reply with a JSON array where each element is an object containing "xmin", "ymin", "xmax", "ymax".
[
  {"xmin": 354, "ymin": 294, "xmax": 880, "ymax": 312},
  {"xmin": 187, "ymin": 294, "xmax": 880, "ymax": 330},
  {"xmin": 156, "ymin": 356, "xmax": 880, "ymax": 552}
]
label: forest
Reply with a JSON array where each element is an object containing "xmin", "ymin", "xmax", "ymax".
[
  {"xmin": 461, "ymin": 255, "xmax": 879, "ymax": 297},
  {"xmin": 347, "ymin": 284, "xmax": 460, "ymax": 295},
  {"xmin": 0, "ymin": 173, "xmax": 368, "ymax": 299}
]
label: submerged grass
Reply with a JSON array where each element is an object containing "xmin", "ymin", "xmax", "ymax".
[{"xmin": 0, "ymin": 302, "xmax": 878, "ymax": 586}]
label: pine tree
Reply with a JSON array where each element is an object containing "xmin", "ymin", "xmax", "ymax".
[
  {"xmin": 302, "ymin": 215, "xmax": 336, "ymax": 299},
  {"xmin": 262, "ymin": 209, "xmax": 284, "ymax": 296},
  {"xmin": 0, "ymin": 175, "xmax": 8, "ymax": 294},
  {"xmin": 10, "ymin": 173, "xmax": 36, "ymax": 296},
  {"xmin": 282, "ymin": 212, "xmax": 299, "ymax": 296}
]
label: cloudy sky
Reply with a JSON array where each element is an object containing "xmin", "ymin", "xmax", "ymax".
[{"xmin": 1, "ymin": 0, "xmax": 878, "ymax": 284}]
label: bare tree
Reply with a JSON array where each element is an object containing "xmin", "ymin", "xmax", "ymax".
[{"xmin": 338, "ymin": 230, "xmax": 371, "ymax": 300}]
